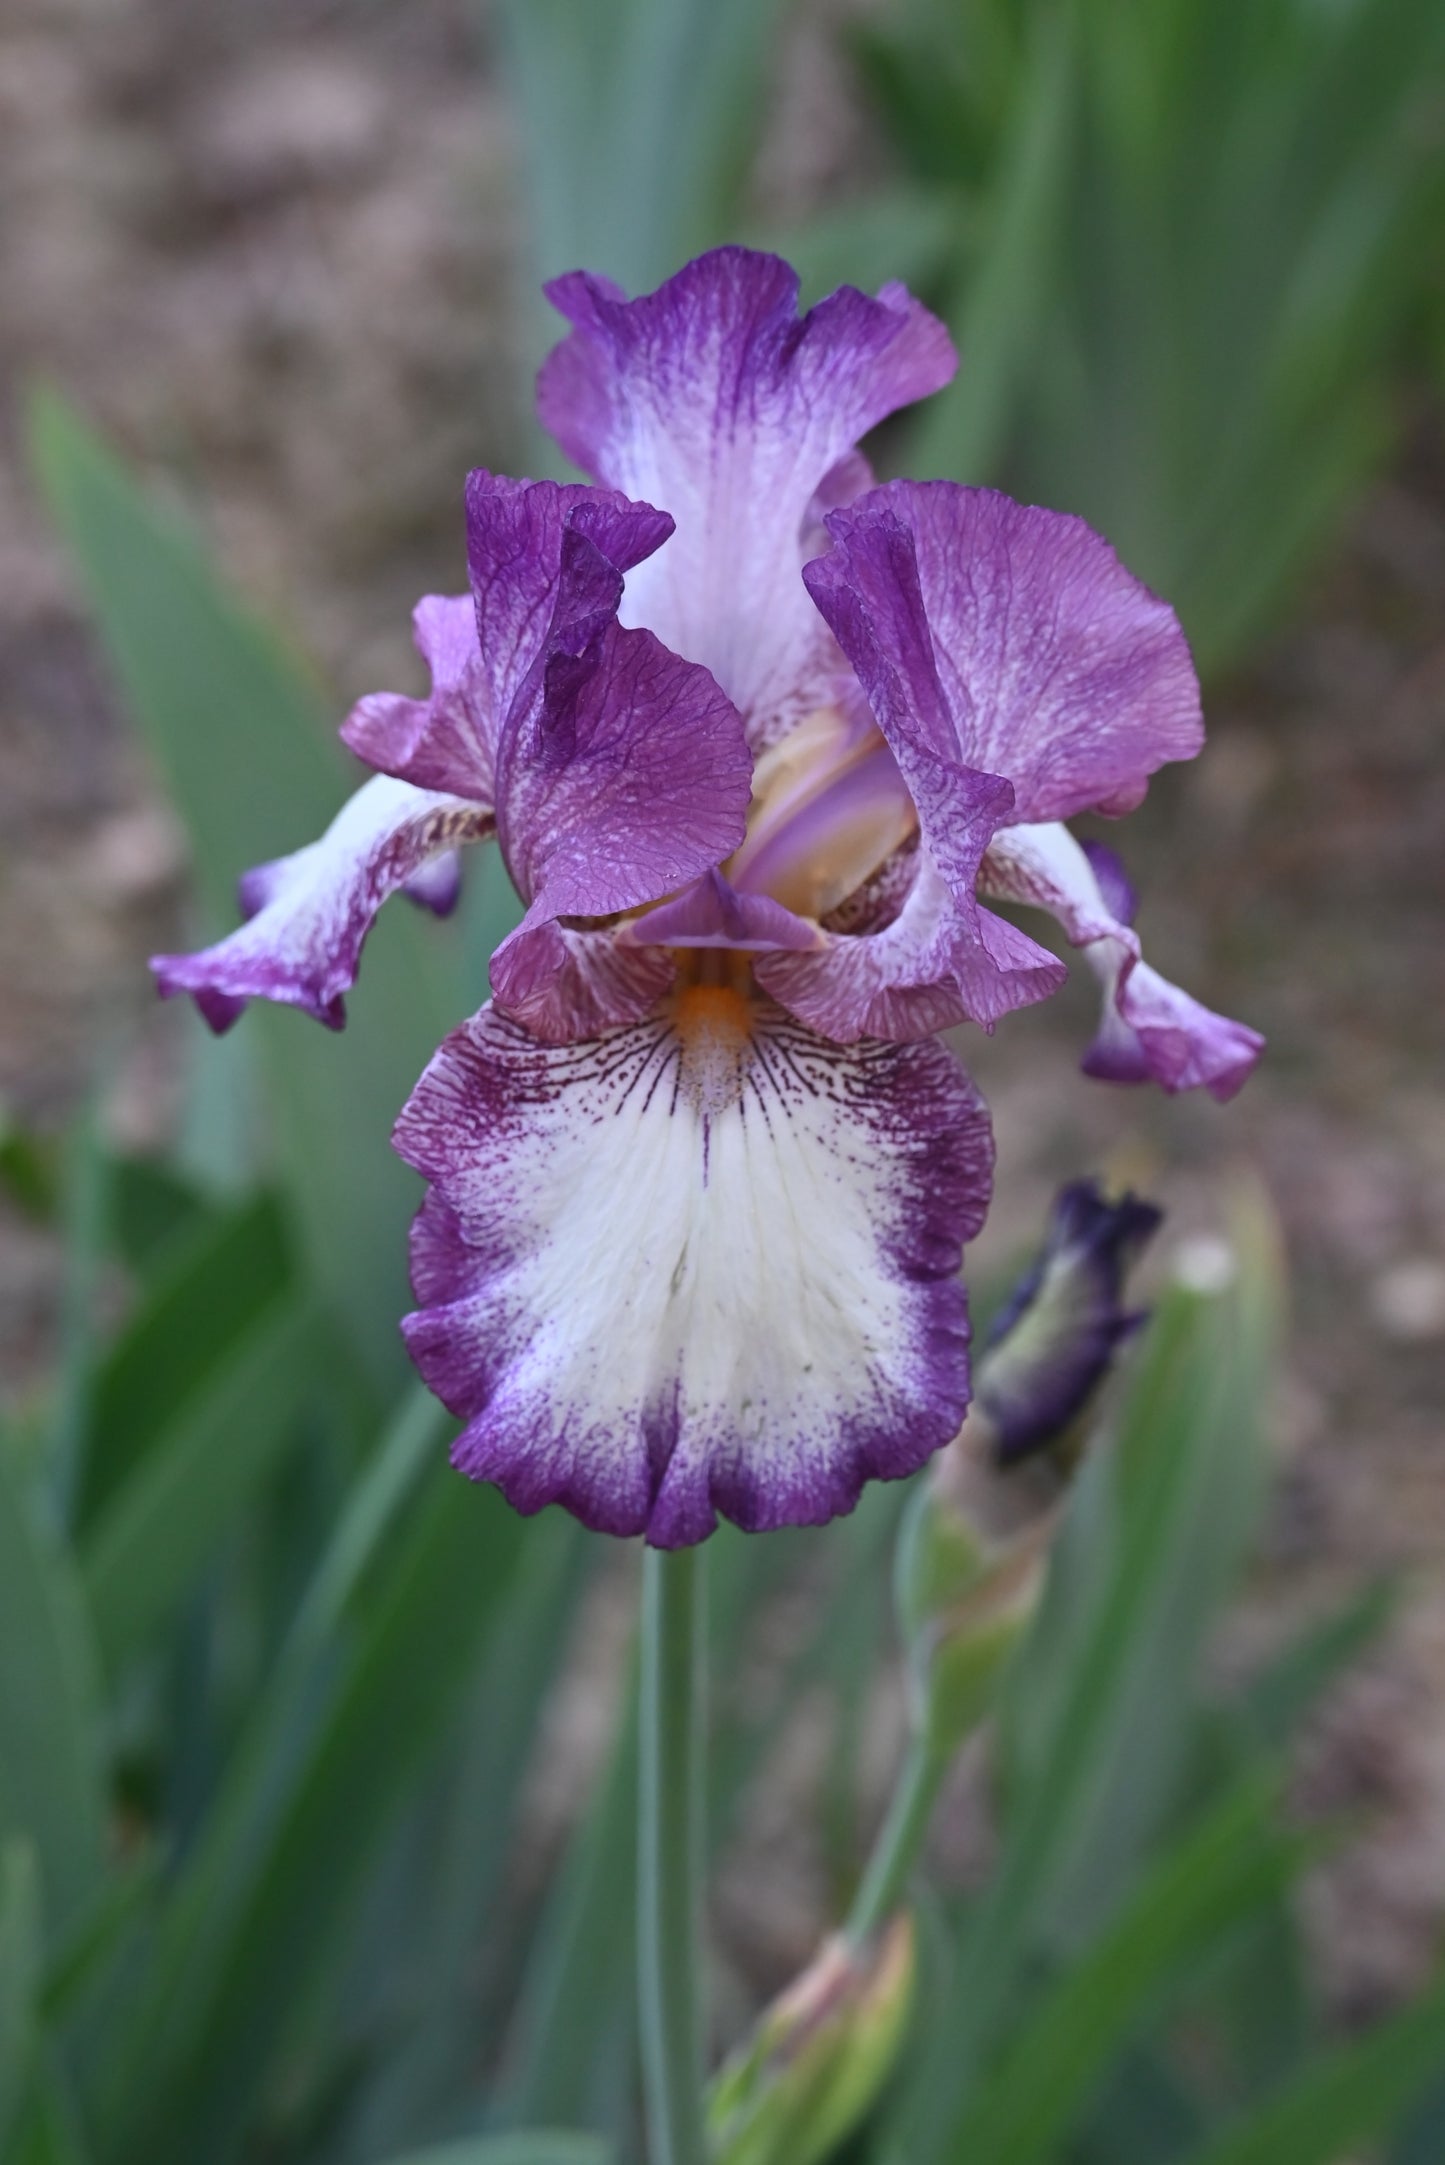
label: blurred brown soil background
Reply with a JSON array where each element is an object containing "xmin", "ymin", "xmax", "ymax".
[{"xmin": 2, "ymin": 0, "xmax": 1443, "ymax": 2022}]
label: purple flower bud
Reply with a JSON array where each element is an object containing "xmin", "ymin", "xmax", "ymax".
[{"xmin": 979, "ymin": 1180, "xmax": 1162, "ymax": 1465}]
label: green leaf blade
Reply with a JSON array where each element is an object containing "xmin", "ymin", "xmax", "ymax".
[
  {"xmin": 27, "ymin": 389, "xmax": 472, "ymax": 1388},
  {"xmin": 0, "ymin": 1448, "xmax": 106, "ymax": 1946}
]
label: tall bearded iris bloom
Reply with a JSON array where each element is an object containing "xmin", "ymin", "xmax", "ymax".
[{"xmin": 152, "ymin": 249, "xmax": 1261, "ymax": 1547}]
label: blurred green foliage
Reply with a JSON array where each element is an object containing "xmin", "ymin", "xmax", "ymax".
[
  {"xmin": 9, "ymin": 0, "xmax": 1445, "ymax": 2158},
  {"xmin": 4, "ymin": 1024, "xmax": 1443, "ymax": 2162},
  {"xmin": 851, "ymin": 0, "xmax": 1445, "ymax": 669}
]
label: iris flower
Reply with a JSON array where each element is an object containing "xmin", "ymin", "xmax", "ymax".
[{"xmin": 153, "ymin": 249, "xmax": 1261, "ymax": 1546}]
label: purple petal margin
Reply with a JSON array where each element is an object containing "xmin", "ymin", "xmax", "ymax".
[
  {"xmin": 394, "ymin": 997, "xmax": 993, "ymax": 1545},
  {"xmin": 151, "ymin": 777, "xmax": 491, "ymax": 1032},
  {"xmin": 341, "ymin": 476, "xmax": 676, "ymax": 804},
  {"xmin": 538, "ymin": 247, "xmax": 955, "ymax": 745},
  {"xmin": 805, "ymin": 480, "xmax": 1204, "ymax": 825},
  {"xmin": 982, "ymin": 821, "xmax": 1263, "ymax": 1101}
]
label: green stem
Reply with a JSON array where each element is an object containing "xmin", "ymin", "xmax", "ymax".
[
  {"xmin": 639, "ymin": 1545, "xmax": 708, "ymax": 2165},
  {"xmin": 844, "ymin": 1734, "xmax": 947, "ymax": 1948}
]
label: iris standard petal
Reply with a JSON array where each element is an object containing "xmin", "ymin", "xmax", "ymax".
[
  {"xmin": 342, "ymin": 476, "xmax": 675, "ymax": 803},
  {"xmin": 151, "ymin": 774, "xmax": 493, "ymax": 1032},
  {"xmin": 393, "ymin": 992, "xmax": 993, "ymax": 1546},
  {"xmin": 537, "ymin": 247, "xmax": 955, "ymax": 747},
  {"xmin": 804, "ymin": 481, "xmax": 1203, "ymax": 824},
  {"xmin": 487, "ymin": 621, "xmax": 754, "ymax": 1035},
  {"xmin": 981, "ymin": 821, "xmax": 1264, "ymax": 1100}
]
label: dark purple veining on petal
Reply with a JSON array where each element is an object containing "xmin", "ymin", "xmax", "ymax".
[
  {"xmin": 485, "ymin": 922, "xmax": 674, "ymax": 1044},
  {"xmin": 394, "ymin": 999, "xmax": 993, "ymax": 1545}
]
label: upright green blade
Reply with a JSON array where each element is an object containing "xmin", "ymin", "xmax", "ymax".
[
  {"xmin": 1179, "ymin": 1966, "xmax": 1445, "ymax": 2165},
  {"xmin": 499, "ymin": 0, "xmax": 784, "ymax": 290},
  {"xmin": 953, "ymin": 1776, "xmax": 1305, "ymax": 2165},
  {"xmin": 0, "ymin": 1840, "xmax": 43, "ymax": 2152},
  {"xmin": 80, "ymin": 1298, "xmax": 320, "ymax": 1669},
  {"xmin": 102, "ymin": 1452, "xmax": 522, "ymax": 2165},
  {"xmin": 0, "ymin": 1446, "xmax": 105, "ymax": 1946},
  {"xmin": 77, "ymin": 1189, "xmax": 292, "ymax": 1531},
  {"xmin": 27, "ymin": 389, "xmax": 471, "ymax": 1391},
  {"xmin": 382, "ymin": 2136, "xmax": 612, "ymax": 2165}
]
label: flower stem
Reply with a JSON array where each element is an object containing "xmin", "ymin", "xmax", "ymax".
[
  {"xmin": 844, "ymin": 1733, "xmax": 946, "ymax": 1948},
  {"xmin": 639, "ymin": 1544, "xmax": 708, "ymax": 2165}
]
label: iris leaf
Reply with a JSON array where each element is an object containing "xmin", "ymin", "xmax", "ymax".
[
  {"xmin": 27, "ymin": 388, "xmax": 470, "ymax": 1392},
  {"xmin": 749, "ymin": 186, "xmax": 963, "ymax": 308},
  {"xmin": 1176, "ymin": 1964, "xmax": 1445, "ymax": 2165},
  {"xmin": 896, "ymin": 1193, "xmax": 1282, "ymax": 2161},
  {"xmin": 79, "ymin": 1296, "xmax": 321, "ymax": 1669},
  {"xmin": 99, "ymin": 1408, "xmax": 520, "ymax": 2165},
  {"xmin": 497, "ymin": 0, "xmax": 785, "ymax": 296},
  {"xmin": 0, "ymin": 1840, "xmax": 43, "ymax": 2154},
  {"xmin": 76, "ymin": 1189, "xmax": 292, "ymax": 1532},
  {"xmin": 46, "ymin": 1091, "xmax": 111, "ymax": 1535},
  {"xmin": 907, "ymin": 3, "xmax": 1078, "ymax": 484},
  {"xmin": 381, "ymin": 2136, "xmax": 612, "ymax": 2165},
  {"xmin": 106, "ymin": 1156, "xmax": 210, "ymax": 1281},
  {"xmin": 870, "ymin": 0, "xmax": 1445, "ymax": 668},
  {"xmin": 998, "ymin": 1197, "xmax": 1281, "ymax": 1944},
  {"xmin": 1391, "ymin": 2071, "xmax": 1445, "ymax": 2165},
  {"xmin": 953, "ymin": 1773, "xmax": 1307, "ymax": 2165},
  {"xmin": 0, "ymin": 1443, "xmax": 105, "ymax": 1947},
  {"xmin": 354, "ymin": 1512, "xmax": 592, "ymax": 2150},
  {"xmin": 502, "ymin": 1657, "xmax": 641, "ymax": 2137}
]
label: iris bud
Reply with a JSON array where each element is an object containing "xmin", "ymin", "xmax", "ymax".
[
  {"xmin": 897, "ymin": 1179, "xmax": 1162, "ymax": 1761},
  {"xmin": 708, "ymin": 1917, "xmax": 914, "ymax": 2165},
  {"xmin": 977, "ymin": 1179, "xmax": 1162, "ymax": 1466}
]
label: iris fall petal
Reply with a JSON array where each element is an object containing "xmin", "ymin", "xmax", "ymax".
[{"xmin": 394, "ymin": 994, "xmax": 993, "ymax": 1546}]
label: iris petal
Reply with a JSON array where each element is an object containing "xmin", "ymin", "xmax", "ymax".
[
  {"xmin": 394, "ymin": 995, "xmax": 993, "ymax": 1546},
  {"xmin": 538, "ymin": 248, "xmax": 955, "ymax": 747},
  {"xmin": 981, "ymin": 822, "xmax": 1264, "ymax": 1100},
  {"xmin": 805, "ymin": 481, "xmax": 1203, "ymax": 825},
  {"xmin": 151, "ymin": 775, "xmax": 492, "ymax": 1031}
]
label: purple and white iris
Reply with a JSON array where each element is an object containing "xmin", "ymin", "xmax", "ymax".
[{"xmin": 153, "ymin": 249, "xmax": 1261, "ymax": 1547}]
